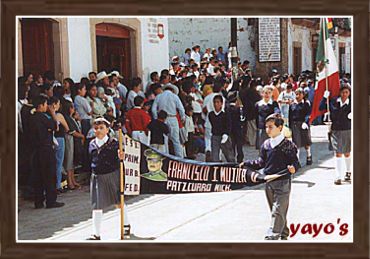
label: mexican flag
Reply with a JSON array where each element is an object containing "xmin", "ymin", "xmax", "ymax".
[{"xmin": 309, "ymin": 18, "xmax": 340, "ymax": 124}]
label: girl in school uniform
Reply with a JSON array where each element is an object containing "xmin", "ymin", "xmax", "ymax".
[
  {"xmin": 87, "ymin": 117, "xmax": 130, "ymax": 240},
  {"xmin": 289, "ymin": 88, "xmax": 312, "ymax": 166},
  {"xmin": 319, "ymin": 84, "xmax": 352, "ymax": 185},
  {"xmin": 255, "ymin": 86, "xmax": 280, "ymax": 149}
]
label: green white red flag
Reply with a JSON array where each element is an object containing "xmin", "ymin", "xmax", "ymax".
[{"xmin": 309, "ymin": 18, "xmax": 340, "ymax": 123}]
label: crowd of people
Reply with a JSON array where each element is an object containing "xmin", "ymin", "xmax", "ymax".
[{"xmin": 17, "ymin": 44, "xmax": 352, "ymax": 210}]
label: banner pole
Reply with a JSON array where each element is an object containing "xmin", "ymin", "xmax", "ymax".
[
  {"xmin": 119, "ymin": 129, "xmax": 125, "ymax": 240},
  {"xmin": 322, "ymin": 17, "xmax": 331, "ymax": 122}
]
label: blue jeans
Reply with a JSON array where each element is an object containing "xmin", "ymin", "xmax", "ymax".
[
  {"xmin": 55, "ymin": 137, "xmax": 65, "ymax": 189},
  {"xmin": 165, "ymin": 117, "xmax": 183, "ymax": 158}
]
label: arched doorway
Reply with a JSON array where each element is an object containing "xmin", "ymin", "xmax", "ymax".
[
  {"xmin": 20, "ymin": 18, "xmax": 62, "ymax": 78},
  {"xmin": 96, "ymin": 23, "xmax": 132, "ymax": 85}
]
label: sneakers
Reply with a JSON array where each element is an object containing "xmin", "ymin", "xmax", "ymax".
[
  {"xmin": 46, "ymin": 201, "xmax": 65, "ymax": 208},
  {"xmin": 334, "ymin": 179, "xmax": 342, "ymax": 185},
  {"xmin": 306, "ymin": 156, "xmax": 313, "ymax": 166},
  {"xmin": 344, "ymin": 172, "xmax": 351, "ymax": 182}
]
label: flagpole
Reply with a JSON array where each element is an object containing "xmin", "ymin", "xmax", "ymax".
[
  {"xmin": 119, "ymin": 129, "xmax": 125, "ymax": 240},
  {"xmin": 322, "ymin": 18, "xmax": 331, "ymax": 122}
]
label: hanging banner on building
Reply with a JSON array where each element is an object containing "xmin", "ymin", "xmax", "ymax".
[
  {"xmin": 123, "ymin": 136, "xmax": 288, "ymax": 195},
  {"xmin": 258, "ymin": 18, "xmax": 281, "ymax": 62}
]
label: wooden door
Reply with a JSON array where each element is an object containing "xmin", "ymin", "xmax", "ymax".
[
  {"xmin": 96, "ymin": 23, "xmax": 131, "ymax": 84},
  {"xmin": 21, "ymin": 19, "xmax": 54, "ymax": 76}
]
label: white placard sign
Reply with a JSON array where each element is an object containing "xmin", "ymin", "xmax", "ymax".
[
  {"xmin": 123, "ymin": 135, "xmax": 141, "ymax": 195},
  {"xmin": 258, "ymin": 18, "xmax": 281, "ymax": 62},
  {"xmin": 147, "ymin": 18, "xmax": 159, "ymax": 44}
]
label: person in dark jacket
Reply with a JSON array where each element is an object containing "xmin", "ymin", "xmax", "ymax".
[
  {"xmin": 255, "ymin": 86, "xmax": 280, "ymax": 149},
  {"xmin": 229, "ymin": 95, "xmax": 247, "ymax": 163},
  {"xmin": 289, "ymin": 88, "xmax": 312, "ymax": 166},
  {"xmin": 29, "ymin": 95, "xmax": 65, "ymax": 209},
  {"xmin": 239, "ymin": 113, "xmax": 299, "ymax": 240},
  {"xmin": 240, "ymin": 78, "xmax": 261, "ymax": 146},
  {"xmin": 147, "ymin": 110, "xmax": 169, "ymax": 153},
  {"xmin": 319, "ymin": 84, "xmax": 351, "ymax": 185},
  {"xmin": 208, "ymin": 95, "xmax": 235, "ymax": 162}
]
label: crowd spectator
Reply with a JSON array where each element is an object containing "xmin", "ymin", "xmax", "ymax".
[{"xmin": 18, "ymin": 43, "xmax": 352, "ymax": 210}]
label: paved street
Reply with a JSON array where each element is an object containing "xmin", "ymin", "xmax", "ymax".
[{"xmin": 18, "ymin": 125, "xmax": 353, "ymax": 242}]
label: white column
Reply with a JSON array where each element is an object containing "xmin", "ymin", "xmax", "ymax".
[{"xmin": 67, "ymin": 18, "xmax": 93, "ymax": 82}]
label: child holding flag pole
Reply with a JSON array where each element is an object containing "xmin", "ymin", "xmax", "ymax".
[
  {"xmin": 319, "ymin": 84, "xmax": 352, "ymax": 185},
  {"xmin": 310, "ymin": 17, "xmax": 343, "ymax": 184},
  {"xmin": 86, "ymin": 117, "xmax": 131, "ymax": 240}
]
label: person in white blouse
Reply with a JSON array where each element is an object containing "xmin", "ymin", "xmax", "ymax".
[{"xmin": 191, "ymin": 45, "xmax": 201, "ymax": 66}]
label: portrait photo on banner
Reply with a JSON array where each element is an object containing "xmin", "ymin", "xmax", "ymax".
[{"xmin": 16, "ymin": 15, "xmax": 354, "ymax": 243}]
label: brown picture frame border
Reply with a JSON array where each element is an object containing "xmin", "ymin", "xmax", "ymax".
[{"xmin": 1, "ymin": 0, "xmax": 368, "ymax": 258}]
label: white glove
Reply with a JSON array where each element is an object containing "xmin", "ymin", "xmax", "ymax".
[
  {"xmin": 221, "ymin": 134, "xmax": 229, "ymax": 144},
  {"xmin": 323, "ymin": 90, "xmax": 330, "ymax": 98},
  {"xmin": 301, "ymin": 122, "xmax": 309, "ymax": 130},
  {"xmin": 347, "ymin": 113, "xmax": 352, "ymax": 120}
]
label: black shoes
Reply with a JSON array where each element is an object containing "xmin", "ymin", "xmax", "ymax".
[
  {"xmin": 344, "ymin": 172, "xmax": 351, "ymax": 182},
  {"xmin": 86, "ymin": 235, "xmax": 101, "ymax": 240},
  {"xmin": 35, "ymin": 201, "xmax": 65, "ymax": 209},
  {"xmin": 124, "ymin": 225, "xmax": 131, "ymax": 236},
  {"xmin": 306, "ymin": 156, "xmax": 313, "ymax": 166},
  {"xmin": 264, "ymin": 235, "xmax": 279, "ymax": 240},
  {"xmin": 46, "ymin": 201, "xmax": 65, "ymax": 209}
]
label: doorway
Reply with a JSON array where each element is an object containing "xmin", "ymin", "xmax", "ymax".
[
  {"xmin": 96, "ymin": 23, "xmax": 132, "ymax": 85},
  {"xmin": 21, "ymin": 18, "xmax": 56, "ymax": 77}
]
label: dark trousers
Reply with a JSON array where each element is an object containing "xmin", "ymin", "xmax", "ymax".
[
  {"xmin": 211, "ymin": 135, "xmax": 235, "ymax": 162},
  {"xmin": 24, "ymin": 150, "xmax": 37, "ymax": 198},
  {"xmin": 265, "ymin": 178, "xmax": 291, "ymax": 238},
  {"xmin": 231, "ymin": 130, "xmax": 244, "ymax": 163},
  {"xmin": 33, "ymin": 146, "xmax": 57, "ymax": 206},
  {"xmin": 185, "ymin": 132, "xmax": 195, "ymax": 158},
  {"xmin": 81, "ymin": 119, "xmax": 91, "ymax": 171}
]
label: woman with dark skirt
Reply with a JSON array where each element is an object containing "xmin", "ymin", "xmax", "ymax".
[
  {"xmin": 255, "ymin": 86, "xmax": 280, "ymax": 149},
  {"xmin": 87, "ymin": 117, "xmax": 130, "ymax": 240},
  {"xmin": 289, "ymin": 88, "xmax": 312, "ymax": 166},
  {"xmin": 319, "ymin": 84, "xmax": 351, "ymax": 185}
]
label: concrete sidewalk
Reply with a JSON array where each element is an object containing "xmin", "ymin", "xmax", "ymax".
[
  {"xmin": 18, "ymin": 125, "xmax": 353, "ymax": 242},
  {"xmin": 44, "ymin": 155, "xmax": 352, "ymax": 242}
]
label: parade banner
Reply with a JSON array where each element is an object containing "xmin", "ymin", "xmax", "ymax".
[{"xmin": 123, "ymin": 136, "xmax": 288, "ymax": 195}]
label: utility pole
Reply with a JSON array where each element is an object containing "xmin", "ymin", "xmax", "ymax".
[{"xmin": 230, "ymin": 18, "xmax": 238, "ymax": 81}]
